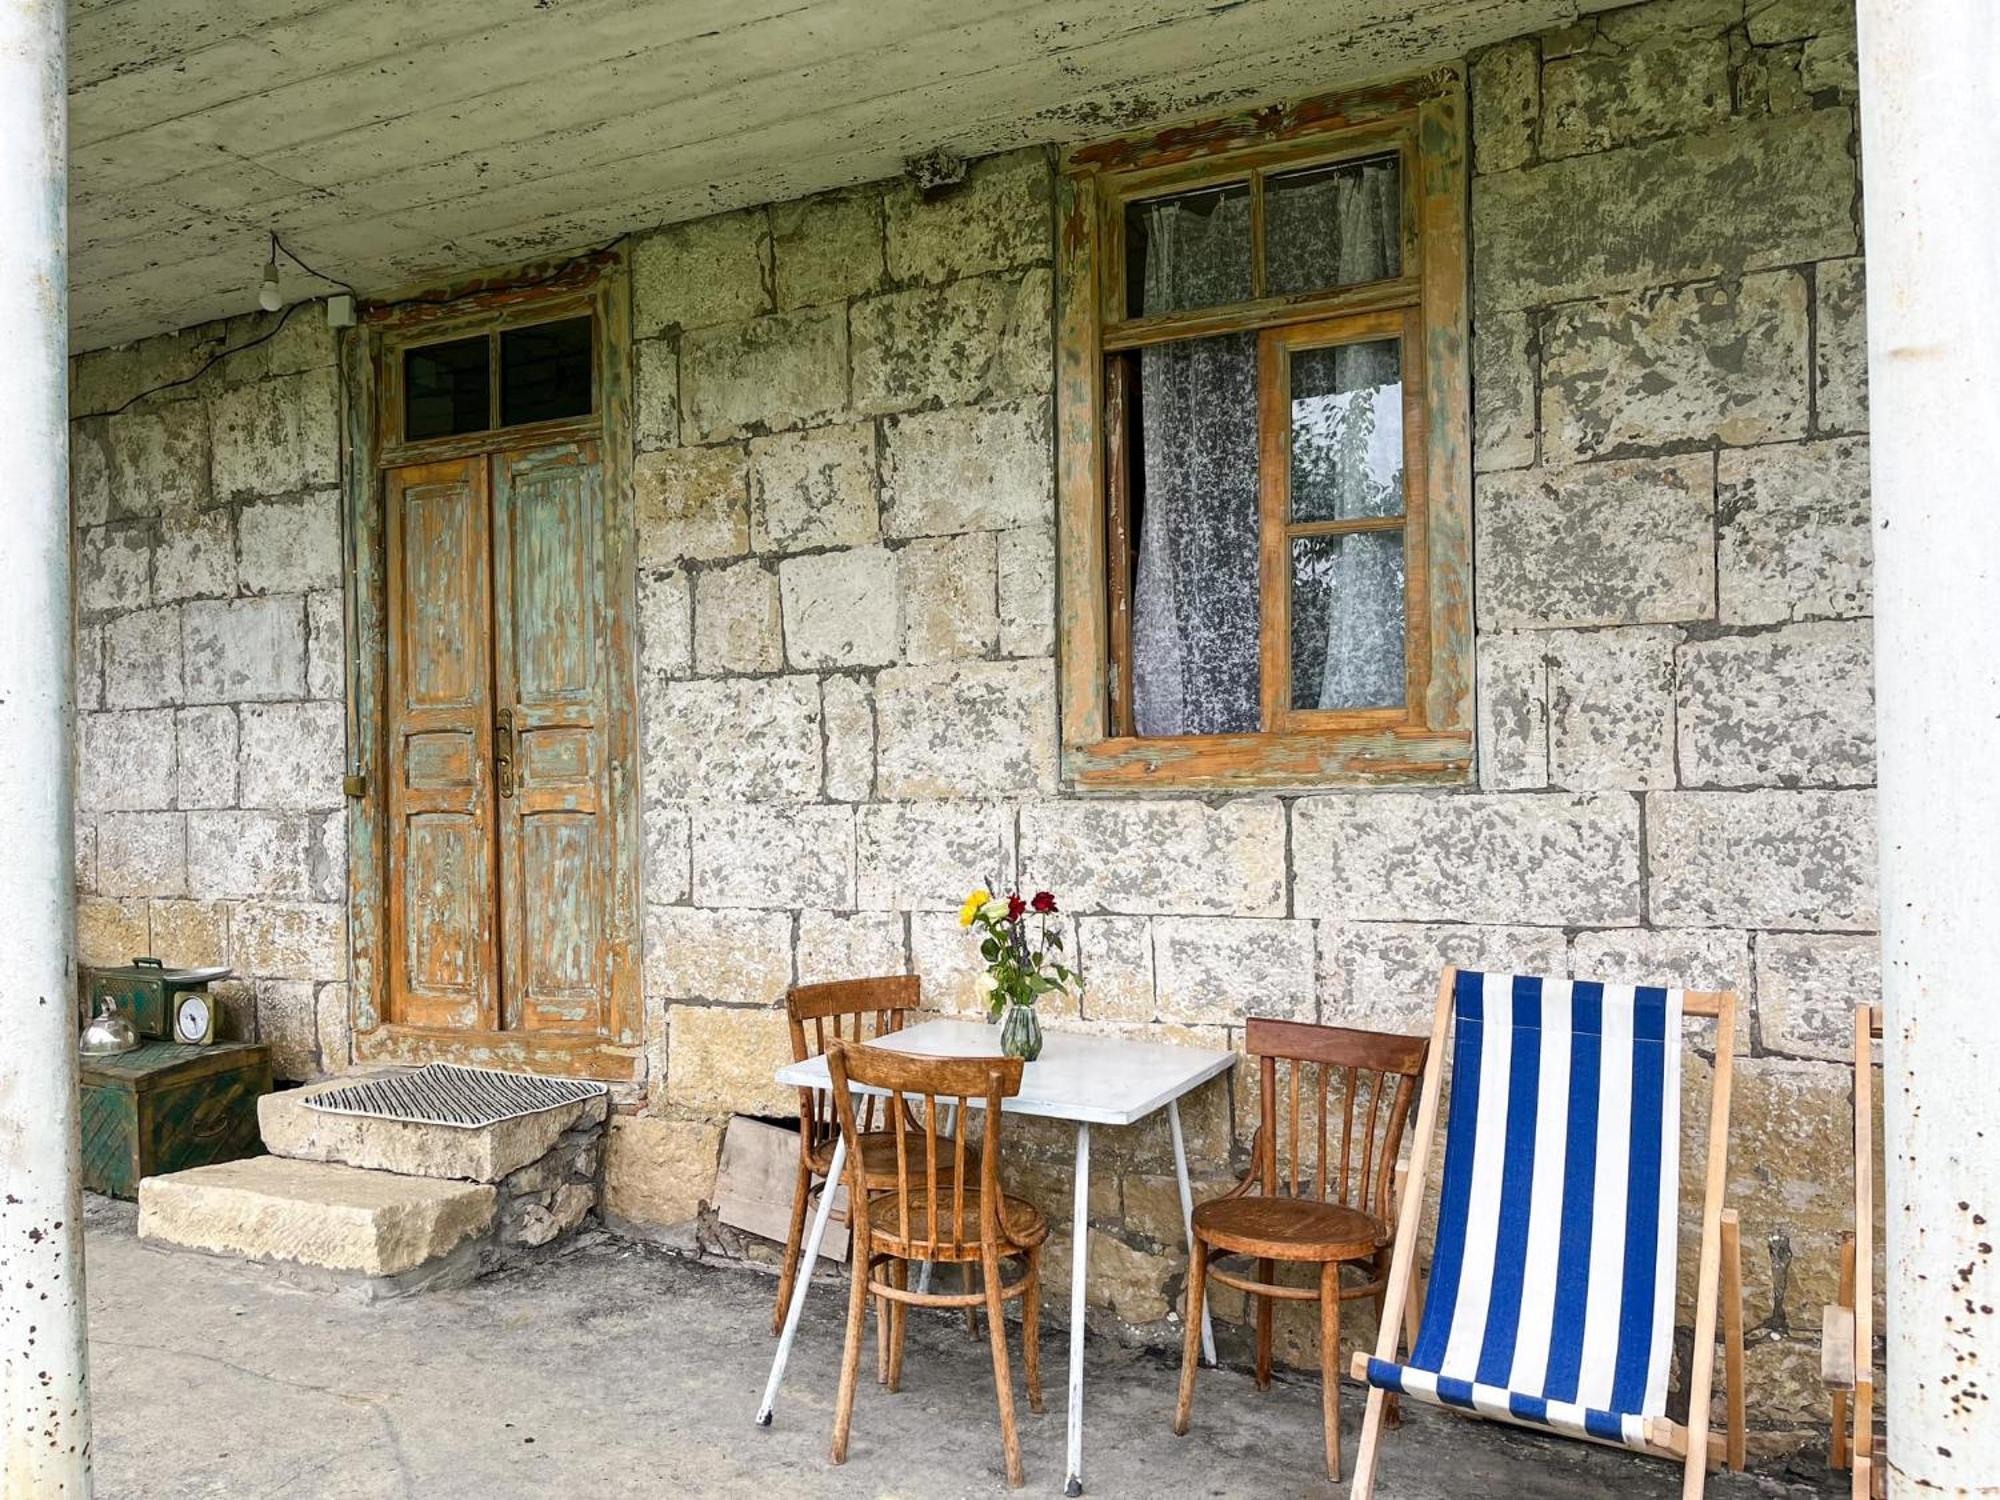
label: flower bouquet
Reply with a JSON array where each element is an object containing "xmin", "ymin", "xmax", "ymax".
[{"xmin": 957, "ymin": 886, "xmax": 1080, "ymax": 1062}]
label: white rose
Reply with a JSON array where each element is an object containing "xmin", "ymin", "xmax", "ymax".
[{"xmin": 975, "ymin": 971, "xmax": 1000, "ymax": 996}]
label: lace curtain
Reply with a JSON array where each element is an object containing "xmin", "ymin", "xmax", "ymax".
[{"xmin": 1131, "ymin": 158, "xmax": 1403, "ymax": 734}]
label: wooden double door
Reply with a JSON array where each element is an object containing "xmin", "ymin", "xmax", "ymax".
[{"xmin": 383, "ymin": 439, "xmax": 629, "ymax": 1044}]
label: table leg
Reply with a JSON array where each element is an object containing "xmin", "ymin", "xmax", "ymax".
[
  {"xmin": 1064, "ymin": 1121, "xmax": 1091, "ymax": 1497},
  {"xmin": 1167, "ymin": 1099, "xmax": 1217, "ymax": 1368},
  {"xmin": 757, "ymin": 1132, "xmax": 846, "ymax": 1427}
]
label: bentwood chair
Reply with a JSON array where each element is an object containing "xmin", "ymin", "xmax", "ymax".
[
  {"xmin": 1824, "ymin": 1003, "xmax": 1885, "ymax": 1498},
  {"xmin": 826, "ymin": 1040, "xmax": 1047, "ymax": 1488},
  {"xmin": 1172, "ymin": 1018, "xmax": 1430, "ymax": 1482},
  {"xmin": 773, "ymin": 977, "xmax": 947, "ymax": 1334},
  {"xmin": 1351, "ymin": 968, "xmax": 1747, "ymax": 1500}
]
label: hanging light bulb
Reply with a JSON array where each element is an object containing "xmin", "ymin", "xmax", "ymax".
[{"xmin": 257, "ymin": 233, "xmax": 282, "ymax": 312}]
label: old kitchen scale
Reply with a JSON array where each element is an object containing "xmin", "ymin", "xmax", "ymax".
[{"xmin": 78, "ymin": 957, "xmax": 271, "ymax": 1199}]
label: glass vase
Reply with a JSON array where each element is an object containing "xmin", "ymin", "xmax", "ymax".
[{"xmin": 999, "ymin": 1002, "xmax": 1043, "ymax": 1062}]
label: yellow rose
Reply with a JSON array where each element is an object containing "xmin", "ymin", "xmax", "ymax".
[{"xmin": 959, "ymin": 888, "xmax": 992, "ymax": 927}]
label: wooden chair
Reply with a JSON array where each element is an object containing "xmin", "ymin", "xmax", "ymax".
[
  {"xmin": 1172, "ymin": 1018, "xmax": 1429, "ymax": 1483},
  {"xmin": 826, "ymin": 1040, "xmax": 1048, "ymax": 1487},
  {"xmin": 1823, "ymin": 1003, "xmax": 1884, "ymax": 1499},
  {"xmin": 1350, "ymin": 967, "xmax": 1747, "ymax": 1500},
  {"xmin": 773, "ymin": 976, "xmax": 941, "ymax": 1335}
]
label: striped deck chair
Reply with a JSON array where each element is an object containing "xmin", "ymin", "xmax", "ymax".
[{"xmin": 1349, "ymin": 967, "xmax": 1747, "ymax": 1499}]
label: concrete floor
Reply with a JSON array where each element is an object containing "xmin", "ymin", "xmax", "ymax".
[{"xmin": 84, "ymin": 1198, "xmax": 1841, "ymax": 1500}]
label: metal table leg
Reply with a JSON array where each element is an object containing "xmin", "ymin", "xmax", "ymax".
[
  {"xmin": 757, "ymin": 1132, "xmax": 846, "ymax": 1427},
  {"xmin": 1167, "ymin": 1099, "xmax": 1216, "ymax": 1366},
  {"xmin": 1064, "ymin": 1121, "xmax": 1091, "ymax": 1496}
]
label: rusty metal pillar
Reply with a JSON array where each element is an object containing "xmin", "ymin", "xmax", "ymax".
[
  {"xmin": 1856, "ymin": 2, "xmax": 2000, "ymax": 1494},
  {"xmin": 0, "ymin": 0, "xmax": 89, "ymax": 1495}
]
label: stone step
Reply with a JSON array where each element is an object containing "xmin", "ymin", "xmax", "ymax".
[
  {"xmin": 137, "ymin": 1156, "xmax": 496, "ymax": 1281},
  {"xmin": 259, "ymin": 1074, "xmax": 607, "ymax": 1182}
]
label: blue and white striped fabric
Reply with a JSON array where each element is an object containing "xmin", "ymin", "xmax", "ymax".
[{"xmin": 1364, "ymin": 969, "xmax": 1685, "ymax": 1450}]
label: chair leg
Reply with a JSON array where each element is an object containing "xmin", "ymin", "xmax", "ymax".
[
  {"xmin": 831, "ymin": 1249, "xmax": 872, "ymax": 1465},
  {"xmin": 1023, "ymin": 1246, "xmax": 1044, "ymax": 1414},
  {"xmin": 1373, "ymin": 1248, "xmax": 1403, "ymax": 1430},
  {"xmin": 1173, "ymin": 1236, "xmax": 1208, "ymax": 1436},
  {"xmin": 982, "ymin": 1246, "xmax": 1024, "ymax": 1487},
  {"xmin": 887, "ymin": 1258, "xmax": 910, "ymax": 1394},
  {"xmin": 1832, "ymin": 1235, "xmax": 1856, "ymax": 1470},
  {"xmin": 1321, "ymin": 1261, "xmax": 1343, "ymax": 1483},
  {"xmin": 1722, "ymin": 1213, "xmax": 1747, "ymax": 1472},
  {"xmin": 773, "ymin": 1157, "xmax": 814, "ymax": 1335},
  {"xmin": 1350, "ymin": 1386, "xmax": 1390, "ymax": 1500},
  {"xmin": 961, "ymin": 1260, "xmax": 981, "ymax": 1340},
  {"xmin": 876, "ymin": 1262, "xmax": 891, "ymax": 1387},
  {"xmin": 1255, "ymin": 1257, "xmax": 1275, "ymax": 1390}
]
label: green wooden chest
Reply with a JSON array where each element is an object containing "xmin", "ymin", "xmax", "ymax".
[{"xmin": 78, "ymin": 1041, "xmax": 272, "ymax": 1200}]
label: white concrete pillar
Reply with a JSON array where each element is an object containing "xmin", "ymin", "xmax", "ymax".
[
  {"xmin": 1855, "ymin": 2, "xmax": 2000, "ymax": 1494},
  {"xmin": 0, "ymin": 2, "xmax": 88, "ymax": 1496}
]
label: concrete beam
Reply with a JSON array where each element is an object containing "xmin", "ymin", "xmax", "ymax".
[
  {"xmin": 0, "ymin": 1, "xmax": 89, "ymax": 1495},
  {"xmin": 1856, "ymin": 2, "xmax": 2000, "ymax": 1494}
]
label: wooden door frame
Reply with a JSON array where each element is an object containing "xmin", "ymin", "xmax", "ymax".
[{"xmin": 341, "ymin": 248, "xmax": 645, "ymax": 1081}]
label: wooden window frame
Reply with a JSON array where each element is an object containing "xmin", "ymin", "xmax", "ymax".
[{"xmin": 1056, "ymin": 72, "xmax": 1474, "ymax": 792}]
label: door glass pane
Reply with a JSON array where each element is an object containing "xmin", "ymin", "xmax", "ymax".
[
  {"xmin": 500, "ymin": 316, "xmax": 594, "ymax": 427},
  {"xmin": 404, "ymin": 336, "xmax": 490, "ymax": 440},
  {"xmin": 1125, "ymin": 185, "xmax": 1253, "ymax": 317},
  {"xmin": 1130, "ymin": 330, "xmax": 1261, "ymax": 734},
  {"xmin": 1266, "ymin": 153, "xmax": 1401, "ymax": 295},
  {"xmin": 1289, "ymin": 339, "xmax": 1404, "ymax": 522},
  {"xmin": 1291, "ymin": 529, "xmax": 1406, "ymax": 711}
]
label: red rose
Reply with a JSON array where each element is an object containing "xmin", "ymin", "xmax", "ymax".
[
  {"xmin": 1031, "ymin": 890, "xmax": 1057, "ymax": 914},
  {"xmin": 1006, "ymin": 893, "xmax": 1026, "ymax": 921}
]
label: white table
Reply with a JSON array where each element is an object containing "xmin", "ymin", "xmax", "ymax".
[{"xmin": 755, "ymin": 1018, "xmax": 1234, "ymax": 1495}]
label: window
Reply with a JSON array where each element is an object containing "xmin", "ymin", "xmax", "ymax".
[
  {"xmin": 398, "ymin": 314, "xmax": 596, "ymax": 443},
  {"xmin": 1057, "ymin": 75, "xmax": 1474, "ymax": 790}
]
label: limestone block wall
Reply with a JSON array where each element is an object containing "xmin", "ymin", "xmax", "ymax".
[
  {"xmin": 56, "ymin": 0, "xmax": 1877, "ymax": 1447},
  {"xmin": 69, "ymin": 311, "xmax": 350, "ymax": 1081},
  {"xmin": 624, "ymin": 0, "xmax": 1876, "ymax": 1443}
]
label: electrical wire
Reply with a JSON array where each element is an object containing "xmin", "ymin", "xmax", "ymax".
[{"xmin": 76, "ymin": 230, "xmax": 626, "ymax": 421}]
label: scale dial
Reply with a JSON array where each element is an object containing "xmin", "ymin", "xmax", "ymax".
[{"xmin": 173, "ymin": 992, "xmax": 214, "ymax": 1045}]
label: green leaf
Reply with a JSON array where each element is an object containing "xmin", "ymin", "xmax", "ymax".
[{"xmin": 980, "ymin": 938, "xmax": 1000, "ymax": 962}]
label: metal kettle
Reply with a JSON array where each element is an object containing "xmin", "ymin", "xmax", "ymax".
[{"xmin": 80, "ymin": 995, "xmax": 139, "ymax": 1056}]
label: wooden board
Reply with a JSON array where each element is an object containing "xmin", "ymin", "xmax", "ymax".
[{"xmin": 716, "ymin": 1116, "xmax": 849, "ymax": 1261}]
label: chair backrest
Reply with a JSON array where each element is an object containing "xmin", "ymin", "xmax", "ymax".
[
  {"xmin": 825, "ymin": 1041, "xmax": 1023, "ymax": 1256},
  {"xmin": 1245, "ymin": 1017, "xmax": 1428, "ymax": 1224},
  {"xmin": 1408, "ymin": 968, "xmax": 1725, "ymax": 1429},
  {"xmin": 787, "ymin": 975, "xmax": 922, "ymax": 1151}
]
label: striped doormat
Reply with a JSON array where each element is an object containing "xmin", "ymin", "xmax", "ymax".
[{"xmin": 301, "ymin": 1062, "xmax": 607, "ymax": 1129}]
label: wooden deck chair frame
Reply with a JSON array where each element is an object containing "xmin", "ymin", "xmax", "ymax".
[
  {"xmin": 1822, "ymin": 1002, "xmax": 1884, "ymax": 1499},
  {"xmin": 1348, "ymin": 967, "xmax": 1747, "ymax": 1500}
]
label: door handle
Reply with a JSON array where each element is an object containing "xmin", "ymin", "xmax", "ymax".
[{"xmin": 495, "ymin": 709, "xmax": 517, "ymax": 798}]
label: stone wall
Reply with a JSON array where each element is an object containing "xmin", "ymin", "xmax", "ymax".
[
  {"xmin": 70, "ymin": 311, "xmax": 350, "ymax": 1080},
  {"xmin": 620, "ymin": 0, "xmax": 1875, "ymax": 1445},
  {"xmin": 62, "ymin": 0, "xmax": 1876, "ymax": 1449}
]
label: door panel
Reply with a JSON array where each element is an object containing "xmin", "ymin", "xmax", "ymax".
[
  {"xmin": 493, "ymin": 442, "xmax": 611, "ymax": 1034},
  {"xmin": 385, "ymin": 459, "xmax": 497, "ymax": 1031}
]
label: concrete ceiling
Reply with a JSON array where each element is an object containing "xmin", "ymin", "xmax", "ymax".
[{"xmin": 70, "ymin": 0, "xmax": 1610, "ymax": 351}]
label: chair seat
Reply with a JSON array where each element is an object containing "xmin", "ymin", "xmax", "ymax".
[
  {"xmin": 1362, "ymin": 1358, "xmax": 1655, "ymax": 1450},
  {"xmin": 809, "ymin": 1129, "xmax": 959, "ymax": 1187},
  {"xmin": 864, "ymin": 1188, "xmax": 1048, "ymax": 1259},
  {"xmin": 1192, "ymin": 1195, "xmax": 1385, "ymax": 1261}
]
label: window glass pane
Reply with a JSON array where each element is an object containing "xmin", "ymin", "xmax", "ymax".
[
  {"xmin": 1125, "ymin": 185, "xmax": 1253, "ymax": 318},
  {"xmin": 1266, "ymin": 153, "xmax": 1401, "ymax": 295},
  {"xmin": 1291, "ymin": 529, "xmax": 1406, "ymax": 711},
  {"xmin": 1130, "ymin": 330, "xmax": 1261, "ymax": 734},
  {"xmin": 1290, "ymin": 339, "xmax": 1404, "ymax": 522},
  {"xmin": 404, "ymin": 336, "xmax": 490, "ymax": 440},
  {"xmin": 500, "ymin": 316, "xmax": 594, "ymax": 427}
]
